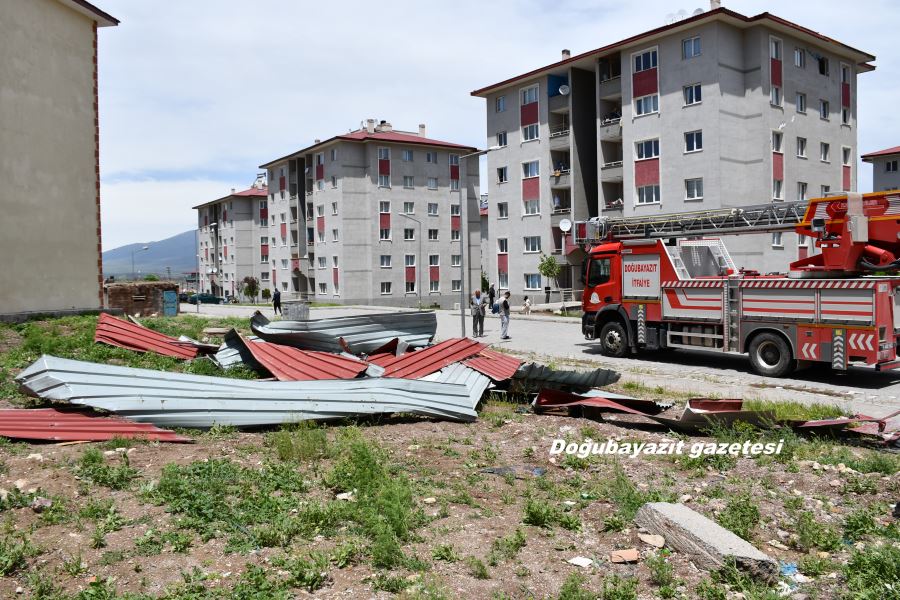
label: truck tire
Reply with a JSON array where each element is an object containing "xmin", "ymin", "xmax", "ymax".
[
  {"xmin": 599, "ymin": 321, "xmax": 629, "ymax": 358},
  {"xmin": 748, "ymin": 332, "xmax": 795, "ymax": 377}
]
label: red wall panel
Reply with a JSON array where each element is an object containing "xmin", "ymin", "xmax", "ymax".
[
  {"xmin": 429, "ymin": 266, "xmax": 439, "ymax": 282},
  {"xmin": 332, "ymin": 268, "xmax": 339, "ymax": 285},
  {"xmin": 520, "ymin": 102, "xmax": 538, "ymax": 125},
  {"xmin": 272, "ymin": 270, "xmax": 276, "ymax": 285},
  {"xmin": 798, "ymin": 246, "xmax": 808, "ymax": 260},
  {"xmin": 770, "ymin": 58, "xmax": 782, "ymax": 87},
  {"xmin": 405, "ymin": 266, "xmax": 416, "ymax": 283},
  {"xmin": 279, "ymin": 176, "xmax": 285, "ymax": 191},
  {"xmin": 773, "ymin": 152, "xmax": 784, "ymax": 181},
  {"xmin": 204, "ymin": 248, "xmax": 208, "ymax": 260},
  {"xmin": 450, "ymin": 165, "xmax": 460, "ymax": 180},
  {"xmin": 316, "ymin": 215, "xmax": 325, "ymax": 233},
  {"xmin": 843, "ymin": 165, "xmax": 851, "ymax": 191},
  {"xmin": 261, "ymin": 244, "xmax": 269, "ymax": 254},
  {"xmin": 497, "ymin": 254, "xmax": 508, "ymax": 273},
  {"xmin": 522, "ymin": 177, "xmax": 540, "ymax": 200},
  {"xmin": 632, "ymin": 68, "xmax": 658, "ymax": 98},
  {"xmin": 842, "ymin": 82, "xmax": 851, "ymax": 108},
  {"xmin": 634, "ymin": 158, "xmax": 659, "ymax": 187},
  {"xmin": 378, "ymin": 159, "xmax": 391, "ymax": 176},
  {"xmin": 451, "ymin": 215, "xmax": 461, "ymax": 231},
  {"xmin": 379, "ymin": 213, "xmax": 391, "ymax": 229},
  {"xmin": 316, "ymin": 164, "xmax": 324, "ymax": 180},
  {"xmin": 291, "ymin": 258, "xmax": 300, "ymax": 270},
  {"xmin": 223, "ymin": 245, "xmax": 227, "ymax": 259},
  {"xmin": 280, "ymin": 223, "xmax": 287, "ymax": 238},
  {"xmin": 260, "ymin": 208, "xmax": 268, "ymax": 219}
]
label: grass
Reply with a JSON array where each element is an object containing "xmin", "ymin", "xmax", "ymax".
[
  {"xmin": 522, "ymin": 498, "xmax": 581, "ymax": 531},
  {"xmin": 793, "ymin": 510, "xmax": 842, "ymax": 552},
  {"xmin": 74, "ymin": 448, "xmax": 139, "ymax": 490},
  {"xmin": 0, "ymin": 530, "xmax": 36, "ymax": 576},
  {"xmin": 487, "ymin": 528, "xmax": 526, "ymax": 566},
  {"xmin": 842, "ymin": 544, "xmax": 900, "ymax": 599},
  {"xmin": 266, "ymin": 421, "xmax": 329, "ymax": 461},
  {"xmin": 599, "ymin": 464, "xmax": 675, "ymax": 530},
  {"xmin": 717, "ymin": 491, "xmax": 760, "ymax": 541},
  {"xmin": 742, "ymin": 398, "xmax": 847, "ymax": 421}
]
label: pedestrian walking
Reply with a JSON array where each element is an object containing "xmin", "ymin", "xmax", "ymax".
[
  {"xmin": 499, "ymin": 291, "xmax": 511, "ymax": 340},
  {"xmin": 470, "ymin": 289, "xmax": 487, "ymax": 337},
  {"xmin": 488, "ymin": 284, "xmax": 496, "ymax": 314},
  {"xmin": 273, "ymin": 289, "xmax": 282, "ymax": 315},
  {"xmin": 522, "ymin": 296, "xmax": 532, "ymax": 315}
]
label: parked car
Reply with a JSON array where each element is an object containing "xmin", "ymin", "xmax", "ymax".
[
  {"xmin": 178, "ymin": 292, "xmax": 190, "ymax": 302},
  {"xmin": 187, "ymin": 293, "xmax": 226, "ymax": 305}
]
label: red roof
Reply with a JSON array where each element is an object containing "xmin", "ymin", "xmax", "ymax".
[
  {"xmin": 0, "ymin": 408, "xmax": 189, "ymax": 442},
  {"xmin": 862, "ymin": 146, "xmax": 900, "ymax": 160},
  {"xmin": 463, "ymin": 349, "xmax": 522, "ymax": 382},
  {"xmin": 241, "ymin": 337, "xmax": 369, "ymax": 381},
  {"xmin": 260, "ymin": 129, "xmax": 477, "ymax": 168},
  {"xmin": 58, "ymin": 0, "xmax": 119, "ymax": 26},
  {"xmin": 378, "ymin": 338, "xmax": 486, "ymax": 379},
  {"xmin": 94, "ymin": 313, "xmax": 200, "ymax": 359},
  {"xmin": 471, "ymin": 8, "xmax": 875, "ymax": 97},
  {"xmin": 193, "ymin": 186, "xmax": 268, "ymax": 209}
]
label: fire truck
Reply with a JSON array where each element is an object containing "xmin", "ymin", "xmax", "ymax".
[{"xmin": 575, "ymin": 191, "xmax": 900, "ymax": 377}]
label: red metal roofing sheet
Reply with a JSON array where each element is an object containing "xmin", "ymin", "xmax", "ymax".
[
  {"xmin": 242, "ymin": 337, "xmax": 369, "ymax": 381},
  {"xmin": 463, "ymin": 349, "xmax": 522, "ymax": 382},
  {"xmin": 536, "ymin": 388, "xmax": 666, "ymax": 416},
  {"xmin": 862, "ymin": 146, "xmax": 900, "ymax": 159},
  {"xmin": 379, "ymin": 338, "xmax": 486, "ymax": 379},
  {"xmin": 94, "ymin": 313, "xmax": 199, "ymax": 359},
  {"xmin": 0, "ymin": 408, "xmax": 190, "ymax": 442}
]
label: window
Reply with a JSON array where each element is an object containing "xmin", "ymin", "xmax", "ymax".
[
  {"xmin": 635, "ymin": 94, "xmax": 659, "ymax": 116},
  {"xmin": 682, "ymin": 36, "xmax": 700, "ymax": 59},
  {"xmin": 498, "ymin": 273, "xmax": 508, "ymax": 289},
  {"xmin": 404, "ymin": 228, "xmax": 415, "ymax": 241},
  {"xmin": 887, "ymin": 160, "xmax": 899, "ymax": 173},
  {"xmin": 428, "ymin": 255, "xmax": 439, "ymax": 267},
  {"xmin": 317, "ymin": 230, "xmax": 325, "ymax": 242},
  {"xmin": 637, "ymin": 185, "xmax": 660, "ymax": 205},
  {"xmin": 380, "ymin": 255, "xmax": 392, "ymax": 268},
  {"xmin": 770, "ymin": 37, "xmax": 781, "ymax": 60},
  {"xmin": 307, "ymin": 227, "xmax": 314, "ymax": 242},
  {"xmin": 402, "ymin": 149, "xmax": 413, "ymax": 162},
  {"xmin": 260, "ymin": 252, "xmax": 269, "ymax": 263},
  {"xmin": 451, "ymin": 230, "xmax": 460, "ymax": 241},
  {"xmin": 521, "ymin": 85, "xmax": 538, "ymax": 105},
  {"xmin": 522, "ymin": 160, "xmax": 539, "ymax": 178},
  {"xmin": 316, "ymin": 180, "xmax": 325, "ymax": 191},
  {"xmin": 773, "ymin": 179, "xmax": 783, "ymax": 199},
  {"xmin": 522, "ymin": 123, "xmax": 539, "ymax": 141},
  {"xmin": 427, "ymin": 203, "xmax": 438, "ymax": 216},
  {"xmin": 379, "ymin": 201, "xmax": 390, "ymax": 213},
  {"xmin": 841, "ymin": 64, "xmax": 851, "ymax": 83},
  {"xmin": 429, "ymin": 281, "xmax": 439, "ymax": 293},
  {"xmin": 332, "ymin": 228, "xmax": 339, "ymax": 241},
  {"xmin": 427, "ymin": 177, "xmax": 438, "ymax": 190},
  {"xmin": 796, "ymin": 92, "xmax": 806, "ymax": 113},
  {"xmin": 524, "ymin": 199, "xmax": 540, "ymax": 215},
  {"xmin": 428, "ymin": 229, "xmax": 438, "ymax": 241},
  {"xmin": 796, "ymin": 137, "xmax": 807, "ymax": 158},
  {"xmin": 772, "ymin": 232, "xmax": 783, "ymax": 248},
  {"xmin": 497, "ymin": 131, "xmax": 508, "ymax": 146},
  {"xmin": 685, "ymin": 178, "xmax": 703, "ymax": 200},
  {"xmin": 332, "ymin": 256, "xmax": 338, "ymax": 268},
  {"xmin": 842, "ymin": 108, "xmax": 850, "ymax": 125},
  {"xmin": 318, "ymin": 282, "xmax": 326, "ymax": 294},
  {"xmin": 451, "ymin": 254, "xmax": 461, "ymax": 267},
  {"xmin": 378, "ymin": 147, "xmax": 390, "ymax": 160},
  {"xmin": 794, "ymin": 47, "xmax": 805, "ymax": 68},
  {"xmin": 842, "ymin": 147, "xmax": 852, "ymax": 166},
  {"xmin": 381, "ymin": 282, "xmax": 392, "ymax": 295},
  {"xmin": 772, "ymin": 131, "xmax": 783, "ymax": 153},
  {"xmin": 634, "ymin": 49, "xmax": 657, "ymax": 72},
  {"xmin": 636, "ymin": 139, "xmax": 660, "ymax": 160},
  {"xmin": 452, "ymin": 279, "xmax": 461, "ymax": 292},
  {"xmin": 525, "ymin": 274, "xmax": 541, "ymax": 289},
  {"xmin": 797, "ymin": 182, "xmax": 808, "ymax": 201},
  {"xmin": 403, "ymin": 201, "xmax": 414, "ymax": 214},
  {"xmin": 426, "ymin": 151, "xmax": 437, "ymax": 164},
  {"xmin": 497, "ymin": 166, "xmax": 508, "ymax": 183},
  {"xmin": 496, "ymin": 95, "xmax": 506, "ymax": 112},
  {"xmin": 683, "ymin": 83, "xmax": 701, "ymax": 105},
  {"xmin": 820, "ymin": 143, "xmax": 830, "ymax": 162},
  {"xmin": 771, "ymin": 86, "xmax": 782, "ymax": 106},
  {"xmin": 403, "ymin": 176, "xmax": 414, "ymax": 188},
  {"xmin": 316, "ymin": 153, "xmax": 324, "ymax": 166},
  {"xmin": 379, "ymin": 228, "xmax": 391, "ymax": 241},
  {"xmin": 524, "ymin": 236, "xmax": 541, "ymax": 253},
  {"xmin": 405, "ymin": 254, "xmax": 416, "ymax": 267},
  {"xmin": 498, "ymin": 202, "xmax": 508, "ymax": 218},
  {"xmin": 684, "ymin": 130, "xmax": 703, "ymax": 153},
  {"xmin": 405, "ymin": 281, "xmax": 416, "ymax": 294},
  {"xmin": 331, "ymin": 202, "xmax": 338, "ymax": 215},
  {"xmin": 306, "ymin": 202, "xmax": 313, "ymax": 218},
  {"xmin": 821, "ymin": 185, "xmax": 831, "ymax": 196},
  {"xmin": 260, "ymin": 236, "xmax": 268, "ymax": 245},
  {"xmin": 450, "ymin": 204, "xmax": 461, "ymax": 216},
  {"xmin": 260, "ymin": 217, "xmax": 268, "ymax": 227},
  {"xmin": 330, "ymin": 148, "xmax": 337, "ymax": 161},
  {"xmin": 587, "ymin": 258, "xmax": 611, "ymax": 287},
  {"xmin": 819, "ymin": 100, "xmax": 829, "ymax": 120},
  {"xmin": 378, "ymin": 174, "xmax": 390, "ymax": 188},
  {"xmin": 331, "ymin": 176, "xmax": 337, "ymax": 188},
  {"xmin": 818, "ymin": 56, "xmax": 829, "ymax": 76},
  {"xmin": 497, "ymin": 238, "xmax": 508, "ymax": 253},
  {"xmin": 450, "ymin": 179, "xmax": 460, "ymax": 191}
]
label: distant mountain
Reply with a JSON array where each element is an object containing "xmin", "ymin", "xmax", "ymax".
[{"xmin": 103, "ymin": 230, "xmax": 196, "ymax": 280}]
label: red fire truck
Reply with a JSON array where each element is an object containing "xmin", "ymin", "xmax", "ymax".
[{"xmin": 576, "ymin": 191, "xmax": 900, "ymax": 377}]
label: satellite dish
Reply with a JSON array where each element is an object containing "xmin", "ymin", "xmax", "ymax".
[
  {"xmin": 559, "ymin": 84, "xmax": 570, "ymax": 96},
  {"xmin": 559, "ymin": 218, "xmax": 572, "ymax": 233}
]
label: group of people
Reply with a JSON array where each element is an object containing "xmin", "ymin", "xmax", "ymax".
[{"xmin": 470, "ymin": 284, "xmax": 530, "ymax": 340}]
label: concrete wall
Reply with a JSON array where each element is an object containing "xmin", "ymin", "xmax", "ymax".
[
  {"xmin": 0, "ymin": 0, "xmax": 103, "ymax": 316},
  {"xmin": 869, "ymin": 157, "xmax": 900, "ymax": 191}
]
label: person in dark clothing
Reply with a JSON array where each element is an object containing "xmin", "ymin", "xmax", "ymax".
[
  {"xmin": 470, "ymin": 289, "xmax": 487, "ymax": 337},
  {"xmin": 500, "ymin": 292, "xmax": 511, "ymax": 339},
  {"xmin": 273, "ymin": 289, "xmax": 282, "ymax": 315},
  {"xmin": 488, "ymin": 284, "xmax": 496, "ymax": 310}
]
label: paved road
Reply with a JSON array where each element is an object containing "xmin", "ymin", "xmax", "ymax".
[{"xmin": 181, "ymin": 303, "xmax": 900, "ymax": 418}]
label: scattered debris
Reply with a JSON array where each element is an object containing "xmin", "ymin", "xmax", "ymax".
[
  {"xmin": 0, "ymin": 408, "xmax": 190, "ymax": 442},
  {"xmin": 535, "ymin": 388, "xmax": 670, "ymax": 416},
  {"xmin": 650, "ymin": 399, "xmax": 776, "ymax": 433},
  {"xmin": 94, "ymin": 313, "xmax": 201, "ymax": 359},
  {"xmin": 378, "ymin": 338, "xmax": 486, "ymax": 379},
  {"xmin": 638, "ymin": 533, "xmax": 666, "ymax": 548},
  {"xmin": 567, "ymin": 556, "xmax": 594, "ymax": 568},
  {"xmin": 480, "ymin": 466, "xmax": 547, "ymax": 479},
  {"xmin": 29, "ymin": 496, "xmax": 53, "ymax": 513},
  {"xmin": 463, "ymin": 349, "xmax": 523, "ymax": 382},
  {"xmin": 510, "ymin": 362, "xmax": 620, "ymax": 394},
  {"xmin": 608, "ymin": 548, "xmax": 640, "ymax": 563}
]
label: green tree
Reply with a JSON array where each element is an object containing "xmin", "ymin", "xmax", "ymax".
[
  {"xmin": 537, "ymin": 253, "xmax": 561, "ymax": 289},
  {"xmin": 480, "ymin": 270, "xmax": 489, "ymax": 292},
  {"xmin": 241, "ymin": 276, "xmax": 259, "ymax": 303},
  {"xmin": 143, "ymin": 274, "xmax": 159, "ymax": 281},
  {"xmin": 261, "ymin": 288, "xmax": 271, "ymax": 301}
]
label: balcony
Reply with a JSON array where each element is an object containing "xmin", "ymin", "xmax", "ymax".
[
  {"xmin": 598, "ymin": 75, "xmax": 622, "ymax": 100},
  {"xmin": 599, "ymin": 117, "xmax": 622, "ymax": 142},
  {"xmin": 600, "ymin": 161, "xmax": 623, "ymax": 183},
  {"xmin": 550, "ymin": 168, "xmax": 571, "ymax": 188},
  {"xmin": 548, "ymin": 93, "xmax": 569, "ymax": 113}
]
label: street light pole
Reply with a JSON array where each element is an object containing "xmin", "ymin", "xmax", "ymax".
[
  {"xmin": 131, "ymin": 245, "xmax": 149, "ymax": 281},
  {"xmin": 399, "ymin": 213, "xmax": 423, "ymax": 310}
]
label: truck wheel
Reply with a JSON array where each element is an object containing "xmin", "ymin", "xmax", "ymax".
[
  {"xmin": 748, "ymin": 332, "xmax": 794, "ymax": 377},
  {"xmin": 599, "ymin": 321, "xmax": 629, "ymax": 358}
]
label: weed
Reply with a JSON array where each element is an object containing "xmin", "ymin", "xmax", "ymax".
[
  {"xmin": 711, "ymin": 558, "xmax": 780, "ymax": 599},
  {"xmin": 599, "ymin": 464, "xmax": 674, "ymax": 526},
  {"xmin": 27, "ymin": 570, "xmax": 65, "ymax": 600},
  {"xmin": 843, "ymin": 543, "xmax": 900, "ymax": 599},
  {"xmin": 278, "ymin": 552, "xmax": 330, "ymax": 592},
  {"xmin": 431, "ymin": 543, "xmax": 460, "ymax": 562},
  {"xmin": 267, "ymin": 421, "xmax": 328, "ymax": 461},
  {"xmin": 557, "ymin": 572, "xmax": 595, "ymax": 600},
  {"xmin": 330, "ymin": 540, "xmax": 362, "ymax": 568},
  {"xmin": 602, "ymin": 513, "xmax": 627, "ymax": 533},
  {"xmin": 74, "ymin": 448, "xmax": 138, "ymax": 490},
  {"xmin": 798, "ymin": 554, "xmax": 836, "ymax": 577},
  {"xmin": 793, "ymin": 510, "xmax": 842, "ymax": 552},
  {"xmin": 843, "ymin": 476, "xmax": 878, "ymax": 495},
  {"xmin": 0, "ymin": 531, "xmax": 36, "ymax": 576},
  {"xmin": 466, "ymin": 556, "xmax": 490, "ymax": 579},
  {"xmin": 487, "ymin": 528, "xmax": 526, "ymax": 566},
  {"xmin": 600, "ymin": 574, "xmax": 638, "ymax": 600},
  {"xmin": 807, "ymin": 445, "xmax": 900, "ymax": 475},
  {"xmin": 717, "ymin": 492, "xmax": 760, "ymax": 541},
  {"xmin": 646, "ymin": 550, "xmax": 675, "ymax": 587},
  {"xmin": 742, "ymin": 399, "xmax": 845, "ymax": 421},
  {"xmin": 99, "ymin": 550, "xmax": 126, "ymax": 566},
  {"xmin": 135, "ymin": 529, "xmax": 164, "ymax": 556},
  {"xmin": 844, "ymin": 507, "xmax": 879, "ymax": 541},
  {"xmin": 62, "ymin": 551, "xmax": 86, "ymax": 576},
  {"xmin": 373, "ymin": 572, "xmax": 413, "ymax": 593},
  {"xmin": 523, "ymin": 498, "xmax": 581, "ymax": 530},
  {"xmin": 695, "ymin": 578, "xmax": 727, "ymax": 600},
  {"xmin": 90, "ymin": 526, "xmax": 107, "ymax": 549}
]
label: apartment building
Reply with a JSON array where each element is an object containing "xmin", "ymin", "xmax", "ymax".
[
  {"xmin": 193, "ymin": 176, "xmax": 268, "ymax": 298},
  {"xmin": 472, "ymin": 6, "xmax": 874, "ymax": 301},
  {"xmin": 862, "ymin": 146, "xmax": 900, "ymax": 192},
  {"xmin": 0, "ymin": 0, "xmax": 118, "ymax": 319},
  {"xmin": 258, "ymin": 120, "xmax": 480, "ymax": 307}
]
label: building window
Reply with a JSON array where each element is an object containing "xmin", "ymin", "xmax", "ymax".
[
  {"xmin": 381, "ymin": 282, "xmax": 392, "ymax": 295},
  {"xmin": 332, "ymin": 229, "xmax": 339, "ymax": 242},
  {"xmin": 841, "ymin": 64, "xmax": 851, "ymax": 84},
  {"xmin": 636, "ymin": 185, "xmax": 660, "ymax": 205},
  {"xmin": 402, "ymin": 149, "xmax": 413, "ymax": 162},
  {"xmin": 318, "ymin": 282, "xmax": 327, "ymax": 294},
  {"xmin": 429, "ymin": 280, "xmax": 440, "ymax": 293},
  {"xmin": 635, "ymin": 94, "xmax": 659, "ymax": 116},
  {"xmin": 683, "ymin": 83, "xmax": 701, "ymax": 105},
  {"xmin": 380, "ymin": 255, "xmax": 392, "ymax": 268},
  {"xmin": 403, "ymin": 176, "xmax": 414, "ymax": 189},
  {"xmin": 794, "ymin": 47, "xmax": 805, "ymax": 68},
  {"xmin": 498, "ymin": 273, "xmax": 508, "ymax": 289},
  {"xmin": 450, "ymin": 154, "xmax": 459, "ymax": 167},
  {"xmin": 379, "ymin": 201, "xmax": 390, "ymax": 213},
  {"xmin": 772, "ymin": 232, "xmax": 784, "ymax": 248},
  {"xmin": 330, "ymin": 148, "xmax": 337, "ymax": 161},
  {"xmin": 770, "ymin": 37, "xmax": 781, "ymax": 60},
  {"xmin": 887, "ymin": 160, "xmax": 899, "ymax": 173},
  {"xmin": 316, "ymin": 153, "xmax": 324, "ymax": 166},
  {"xmin": 495, "ymin": 95, "xmax": 506, "ymax": 113},
  {"xmin": 771, "ymin": 86, "xmax": 782, "ymax": 107},
  {"xmin": 821, "ymin": 185, "xmax": 831, "ymax": 196},
  {"xmin": 818, "ymin": 56, "xmax": 830, "ymax": 76},
  {"xmin": 404, "ymin": 228, "xmax": 415, "ymax": 241},
  {"xmin": 260, "ymin": 253, "xmax": 269, "ymax": 263},
  {"xmin": 497, "ymin": 166, "xmax": 508, "ymax": 183},
  {"xmin": 842, "ymin": 108, "xmax": 850, "ymax": 125},
  {"xmin": 379, "ymin": 228, "xmax": 391, "ymax": 241},
  {"xmin": 819, "ymin": 100, "xmax": 830, "ymax": 120},
  {"xmin": 450, "ymin": 179, "xmax": 460, "ymax": 191},
  {"xmin": 405, "ymin": 281, "xmax": 416, "ymax": 294},
  {"xmin": 428, "ymin": 254, "xmax": 439, "ymax": 267},
  {"xmin": 428, "ymin": 229, "xmax": 438, "ymax": 241},
  {"xmin": 796, "ymin": 137, "xmax": 807, "ymax": 158},
  {"xmin": 403, "ymin": 201, "xmax": 414, "ymax": 214},
  {"xmin": 332, "ymin": 256, "xmax": 338, "ymax": 268},
  {"xmin": 684, "ymin": 130, "xmax": 703, "ymax": 153},
  {"xmin": 426, "ymin": 151, "xmax": 437, "ymax": 164},
  {"xmin": 685, "ymin": 178, "xmax": 703, "ymax": 200},
  {"xmin": 796, "ymin": 92, "xmax": 806, "ymax": 113},
  {"xmin": 772, "ymin": 131, "xmax": 783, "ymax": 153},
  {"xmin": 450, "ymin": 204, "xmax": 461, "ymax": 216},
  {"xmin": 451, "ymin": 279, "xmax": 461, "ymax": 292},
  {"xmin": 773, "ymin": 179, "xmax": 784, "ymax": 200},
  {"xmin": 842, "ymin": 147, "xmax": 852, "ymax": 166},
  {"xmin": 331, "ymin": 176, "xmax": 337, "ymax": 188},
  {"xmin": 682, "ymin": 36, "xmax": 700, "ymax": 59},
  {"xmin": 524, "ymin": 274, "xmax": 541, "ymax": 290},
  {"xmin": 522, "ymin": 123, "xmax": 539, "ymax": 141},
  {"xmin": 451, "ymin": 254, "xmax": 461, "ymax": 267},
  {"xmin": 427, "ymin": 177, "xmax": 438, "ymax": 190},
  {"xmin": 522, "ymin": 160, "xmax": 540, "ymax": 178},
  {"xmin": 331, "ymin": 202, "xmax": 338, "ymax": 215},
  {"xmin": 820, "ymin": 143, "xmax": 830, "ymax": 162},
  {"xmin": 633, "ymin": 49, "xmax": 657, "ymax": 72},
  {"xmin": 498, "ymin": 202, "xmax": 509, "ymax": 218},
  {"xmin": 378, "ymin": 174, "xmax": 390, "ymax": 188},
  {"xmin": 317, "ymin": 230, "xmax": 325, "ymax": 242},
  {"xmin": 451, "ymin": 230, "xmax": 460, "ymax": 241},
  {"xmin": 378, "ymin": 147, "xmax": 390, "ymax": 160},
  {"xmin": 524, "ymin": 236, "xmax": 541, "ymax": 253},
  {"xmin": 497, "ymin": 131, "xmax": 508, "ymax": 146},
  {"xmin": 427, "ymin": 203, "xmax": 438, "ymax": 216},
  {"xmin": 636, "ymin": 139, "xmax": 660, "ymax": 160},
  {"xmin": 520, "ymin": 85, "xmax": 538, "ymax": 105},
  {"xmin": 405, "ymin": 254, "xmax": 416, "ymax": 267},
  {"xmin": 497, "ymin": 238, "xmax": 508, "ymax": 253},
  {"xmin": 523, "ymin": 199, "xmax": 540, "ymax": 215},
  {"xmin": 316, "ymin": 180, "xmax": 325, "ymax": 191},
  {"xmin": 797, "ymin": 182, "xmax": 808, "ymax": 201}
]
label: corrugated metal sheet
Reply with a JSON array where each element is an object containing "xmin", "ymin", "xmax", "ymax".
[
  {"xmin": 240, "ymin": 335, "xmax": 369, "ymax": 381},
  {"xmin": 250, "ymin": 310, "xmax": 436, "ymax": 354},
  {"xmin": 511, "ymin": 363, "xmax": 620, "ymax": 393},
  {"xmin": 536, "ymin": 388, "xmax": 670, "ymax": 416},
  {"xmin": 94, "ymin": 313, "xmax": 199, "ymax": 359},
  {"xmin": 421, "ymin": 363, "xmax": 491, "ymax": 409},
  {"xmin": 16, "ymin": 355, "xmax": 477, "ymax": 428},
  {"xmin": 463, "ymin": 349, "xmax": 522, "ymax": 382},
  {"xmin": 0, "ymin": 408, "xmax": 190, "ymax": 442},
  {"xmin": 378, "ymin": 338, "xmax": 486, "ymax": 379}
]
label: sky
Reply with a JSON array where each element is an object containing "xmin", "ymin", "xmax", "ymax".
[{"xmin": 97, "ymin": 0, "xmax": 900, "ymax": 250}]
